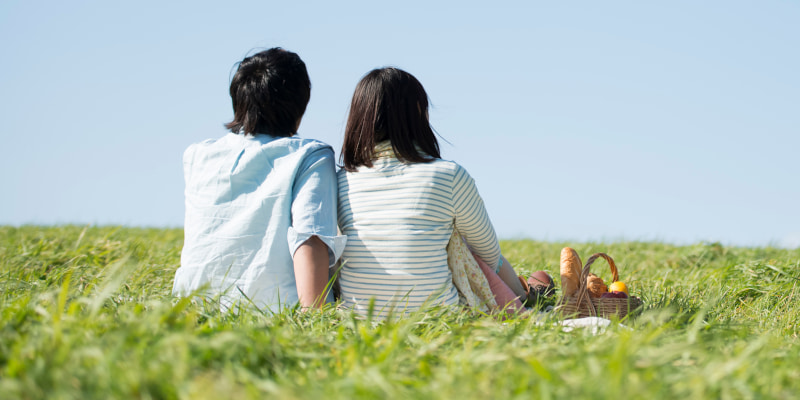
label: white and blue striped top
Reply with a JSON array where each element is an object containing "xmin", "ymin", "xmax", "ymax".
[{"xmin": 337, "ymin": 142, "xmax": 501, "ymax": 317}]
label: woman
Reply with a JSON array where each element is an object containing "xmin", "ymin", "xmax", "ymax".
[
  {"xmin": 173, "ymin": 48, "xmax": 345, "ymax": 312},
  {"xmin": 336, "ymin": 67, "xmax": 549, "ymax": 317}
]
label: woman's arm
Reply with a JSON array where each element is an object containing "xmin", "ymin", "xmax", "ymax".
[
  {"xmin": 451, "ymin": 164, "xmax": 502, "ymax": 268},
  {"xmin": 451, "ymin": 164, "xmax": 527, "ymax": 298}
]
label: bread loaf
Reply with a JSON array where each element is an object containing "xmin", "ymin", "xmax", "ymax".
[
  {"xmin": 586, "ymin": 273, "xmax": 608, "ymax": 298},
  {"xmin": 559, "ymin": 247, "xmax": 582, "ymax": 298}
]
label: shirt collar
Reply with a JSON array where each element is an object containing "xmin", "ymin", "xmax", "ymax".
[{"xmin": 373, "ymin": 141, "xmax": 395, "ymax": 159}]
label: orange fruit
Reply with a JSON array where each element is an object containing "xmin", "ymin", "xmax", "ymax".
[{"xmin": 608, "ymin": 281, "xmax": 628, "ymax": 295}]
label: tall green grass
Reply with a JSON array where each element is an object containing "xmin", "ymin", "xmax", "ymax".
[{"xmin": 1, "ymin": 225, "xmax": 798, "ymax": 399}]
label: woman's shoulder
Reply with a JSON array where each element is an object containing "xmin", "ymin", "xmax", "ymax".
[
  {"xmin": 392, "ymin": 158, "xmax": 472, "ymax": 186},
  {"xmin": 337, "ymin": 158, "xmax": 466, "ymax": 178},
  {"xmin": 421, "ymin": 158, "xmax": 469, "ymax": 177}
]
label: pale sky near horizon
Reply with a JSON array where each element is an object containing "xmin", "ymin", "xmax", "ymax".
[{"xmin": 1, "ymin": 1, "xmax": 798, "ymax": 248}]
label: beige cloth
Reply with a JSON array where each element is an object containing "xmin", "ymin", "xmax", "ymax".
[{"xmin": 447, "ymin": 229, "xmax": 498, "ymax": 312}]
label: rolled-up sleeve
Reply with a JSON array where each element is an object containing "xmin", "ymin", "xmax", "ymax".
[{"xmin": 288, "ymin": 146, "xmax": 347, "ymax": 266}]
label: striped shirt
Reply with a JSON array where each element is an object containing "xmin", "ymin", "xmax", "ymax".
[{"xmin": 337, "ymin": 142, "xmax": 501, "ymax": 317}]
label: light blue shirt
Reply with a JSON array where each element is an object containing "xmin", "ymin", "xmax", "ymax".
[{"xmin": 173, "ymin": 132, "xmax": 346, "ymax": 312}]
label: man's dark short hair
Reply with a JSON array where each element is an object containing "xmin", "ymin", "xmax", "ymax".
[{"xmin": 225, "ymin": 48, "xmax": 311, "ymax": 137}]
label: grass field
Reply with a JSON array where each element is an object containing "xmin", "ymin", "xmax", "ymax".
[{"xmin": 1, "ymin": 225, "xmax": 799, "ymax": 399}]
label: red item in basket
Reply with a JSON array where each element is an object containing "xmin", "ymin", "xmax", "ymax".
[{"xmin": 601, "ymin": 291, "xmax": 627, "ymax": 299}]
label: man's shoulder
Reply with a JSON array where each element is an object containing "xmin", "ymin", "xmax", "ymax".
[
  {"xmin": 277, "ymin": 136, "xmax": 334, "ymax": 153},
  {"xmin": 186, "ymin": 137, "xmax": 219, "ymax": 149},
  {"xmin": 184, "ymin": 133, "xmax": 332, "ymax": 155},
  {"xmin": 268, "ymin": 137, "xmax": 335, "ymax": 166},
  {"xmin": 182, "ymin": 134, "xmax": 228, "ymax": 162}
]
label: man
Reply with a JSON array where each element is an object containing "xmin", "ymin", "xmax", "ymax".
[{"xmin": 173, "ymin": 48, "xmax": 345, "ymax": 312}]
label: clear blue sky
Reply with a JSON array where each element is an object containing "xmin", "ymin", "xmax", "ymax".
[{"xmin": 1, "ymin": 1, "xmax": 798, "ymax": 248}]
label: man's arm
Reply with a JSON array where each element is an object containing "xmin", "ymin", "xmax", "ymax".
[{"xmin": 293, "ymin": 235, "xmax": 330, "ymax": 309}]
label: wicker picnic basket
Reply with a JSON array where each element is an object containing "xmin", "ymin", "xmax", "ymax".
[{"xmin": 558, "ymin": 253, "xmax": 643, "ymax": 319}]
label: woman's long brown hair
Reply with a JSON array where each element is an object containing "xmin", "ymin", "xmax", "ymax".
[{"xmin": 341, "ymin": 67, "xmax": 440, "ymax": 171}]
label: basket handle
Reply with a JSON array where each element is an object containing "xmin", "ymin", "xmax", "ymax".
[
  {"xmin": 580, "ymin": 253, "xmax": 620, "ymax": 284},
  {"xmin": 572, "ymin": 253, "xmax": 620, "ymax": 317}
]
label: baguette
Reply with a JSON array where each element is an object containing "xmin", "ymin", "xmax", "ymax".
[{"xmin": 559, "ymin": 247, "xmax": 582, "ymax": 298}]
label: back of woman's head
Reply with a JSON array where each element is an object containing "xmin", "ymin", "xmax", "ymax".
[
  {"xmin": 225, "ymin": 48, "xmax": 310, "ymax": 136},
  {"xmin": 341, "ymin": 67, "xmax": 440, "ymax": 171}
]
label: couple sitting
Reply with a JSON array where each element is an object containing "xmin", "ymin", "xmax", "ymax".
[{"xmin": 173, "ymin": 48, "xmax": 553, "ymax": 317}]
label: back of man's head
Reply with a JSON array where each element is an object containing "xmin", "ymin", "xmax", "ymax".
[{"xmin": 225, "ymin": 48, "xmax": 311, "ymax": 137}]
